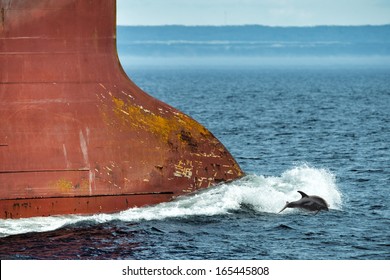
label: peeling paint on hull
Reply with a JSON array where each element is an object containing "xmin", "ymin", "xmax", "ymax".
[{"xmin": 0, "ymin": 0, "xmax": 244, "ymax": 219}]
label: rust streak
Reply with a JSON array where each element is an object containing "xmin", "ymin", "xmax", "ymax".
[{"xmin": 1, "ymin": 7, "xmax": 4, "ymax": 29}]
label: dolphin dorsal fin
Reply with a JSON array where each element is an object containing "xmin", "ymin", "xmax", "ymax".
[{"xmin": 298, "ymin": 191, "xmax": 309, "ymax": 198}]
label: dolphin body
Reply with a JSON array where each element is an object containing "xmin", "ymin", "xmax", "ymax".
[{"xmin": 279, "ymin": 191, "xmax": 329, "ymax": 214}]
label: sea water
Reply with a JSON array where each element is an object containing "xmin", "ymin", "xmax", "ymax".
[{"xmin": 0, "ymin": 65, "xmax": 389, "ymax": 259}]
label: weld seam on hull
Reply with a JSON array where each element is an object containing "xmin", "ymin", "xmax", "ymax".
[
  {"xmin": 0, "ymin": 191, "xmax": 175, "ymax": 201},
  {"xmin": 0, "ymin": 168, "xmax": 89, "ymax": 174}
]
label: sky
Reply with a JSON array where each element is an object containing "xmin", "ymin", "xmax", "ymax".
[{"xmin": 117, "ymin": 0, "xmax": 390, "ymax": 26}]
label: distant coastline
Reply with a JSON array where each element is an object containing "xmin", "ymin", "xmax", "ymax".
[{"xmin": 117, "ymin": 25, "xmax": 390, "ymax": 66}]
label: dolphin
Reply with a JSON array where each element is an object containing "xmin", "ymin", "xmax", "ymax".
[{"xmin": 279, "ymin": 191, "xmax": 329, "ymax": 214}]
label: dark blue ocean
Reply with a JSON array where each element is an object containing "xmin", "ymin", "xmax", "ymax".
[{"xmin": 1, "ymin": 63, "xmax": 389, "ymax": 260}]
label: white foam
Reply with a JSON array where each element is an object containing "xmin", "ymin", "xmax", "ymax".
[{"xmin": 0, "ymin": 164, "xmax": 342, "ymax": 237}]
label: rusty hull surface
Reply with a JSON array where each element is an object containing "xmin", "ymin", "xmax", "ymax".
[{"xmin": 0, "ymin": 0, "xmax": 244, "ymax": 219}]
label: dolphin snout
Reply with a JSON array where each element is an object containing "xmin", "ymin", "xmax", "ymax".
[{"xmin": 278, "ymin": 201, "xmax": 290, "ymax": 213}]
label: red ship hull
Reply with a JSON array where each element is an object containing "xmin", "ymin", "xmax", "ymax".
[{"xmin": 0, "ymin": 0, "xmax": 243, "ymax": 218}]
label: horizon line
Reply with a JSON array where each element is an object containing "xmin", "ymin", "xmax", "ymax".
[{"xmin": 117, "ymin": 23, "xmax": 390, "ymax": 28}]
